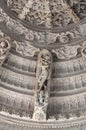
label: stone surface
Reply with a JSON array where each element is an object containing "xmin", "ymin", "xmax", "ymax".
[{"xmin": 0, "ymin": 0, "xmax": 86, "ymax": 130}]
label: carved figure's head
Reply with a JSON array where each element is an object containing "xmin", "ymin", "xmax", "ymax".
[
  {"xmin": 41, "ymin": 53, "xmax": 51, "ymax": 66},
  {"xmin": 0, "ymin": 39, "xmax": 10, "ymax": 56}
]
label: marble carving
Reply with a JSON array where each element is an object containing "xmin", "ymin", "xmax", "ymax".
[{"xmin": 0, "ymin": 0, "xmax": 86, "ymax": 130}]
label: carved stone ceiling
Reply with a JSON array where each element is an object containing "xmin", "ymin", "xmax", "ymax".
[
  {"xmin": 0, "ymin": 0, "xmax": 86, "ymax": 130},
  {"xmin": 6, "ymin": 0, "xmax": 86, "ymax": 28}
]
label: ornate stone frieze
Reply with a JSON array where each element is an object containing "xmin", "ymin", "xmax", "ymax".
[
  {"xmin": 51, "ymin": 72, "xmax": 86, "ymax": 92},
  {"xmin": 0, "ymin": 6, "xmax": 86, "ymax": 45},
  {"xmin": 52, "ymin": 45, "xmax": 80, "ymax": 60},
  {"xmin": 0, "ymin": 89, "xmax": 34, "ymax": 117},
  {"xmin": 0, "ymin": 68, "xmax": 36, "ymax": 90},
  {"xmin": 6, "ymin": 53, "xmax": 37, "ymax": 74},
  {"xmin": 13, "ymin": 41, "xmax": 40, "ymax": 57},
  {"xmin": 52, "ymin": 41, "xmax": 86, "ymax": 60},
  {"xmin": 7, "ymin": 0, "xmax": 80, "ymax": 27},
  {"xmin": 48, "ymin": 93, "xmax": 86, "ymax": 120},
  {"xmin": 53, "ymin": 57, "xmax": 86, "ymax": 77},
  {"xmin": 11, "ymin": 39, "xmax": 86, "ymax": 61}
]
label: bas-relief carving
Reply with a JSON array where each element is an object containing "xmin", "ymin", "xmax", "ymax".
[
  {"xmin": 0, "ymin": 6, "xmax": 86, "ymax": 45},
  {"xmin": 52, "ymin": 45, "xmax": 80, "ymax": 60},
  {"xmin": 13, "ymin": 39, "xmax": 86, "ymax": 60},
  {"xmin": 68, "ymin": 0, "xmax": 86, "ymax": 18},
  {"xmin": 7, "ymin": 0, "xmax": 80, "ymax": 27},
  {"xmin": 18, "ymin": 0, "xmax": 52, "ymax": 27},
  {"xmin": 13, "ymin": 41, "xmax": 40, "ymax": 57},
  {"xmin": 52, "ymin": 41, "xmax": 86, "ymax": 60},
  {"xmin": 33, "ymin": 49, "xmax": 53, "ymax": 120},
  {"xmin": 6, "ymin": 43, "xmax": 85, "ymax": 120}
]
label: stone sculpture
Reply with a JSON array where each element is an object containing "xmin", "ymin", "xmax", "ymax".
[{"xmin": 33, "ymin": 49, "xmax": 53, "ymax": 120}]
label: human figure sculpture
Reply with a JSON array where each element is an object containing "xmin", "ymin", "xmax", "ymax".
[
  {"xmin": 37, "ymin": 53, "xmax": 51, "ymax": 92},
  {"xmin": 33, "ymin": 49, "xmax": 52, "ymax": 121}
]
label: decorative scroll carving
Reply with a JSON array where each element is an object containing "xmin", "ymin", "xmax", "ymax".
[
  {"xmin": 0, "ymin": 37, "xmax": 11, "ymax": 66},
  {"xmin": 52, "ymin": 45, "xmax": 80, "ymax": 60},
  {"xmin": 13, "ymin": 41, "xmax": 40, "ymax": 57},
  {"xmin": 33, "ymin": 49, "xmax": 53, "ymax": 120},
  {"xmin": 56, "ymin": 32, "xmax": 75, "ymax": 44}
]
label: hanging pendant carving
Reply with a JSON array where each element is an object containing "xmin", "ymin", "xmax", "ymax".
[
  {"xmin": 33, "ymin": 49, "xmax": 53, "ymax": 121},
  {"xmin": 0, "ymin": 37, "xmax": 11, "ymax": 66}
]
